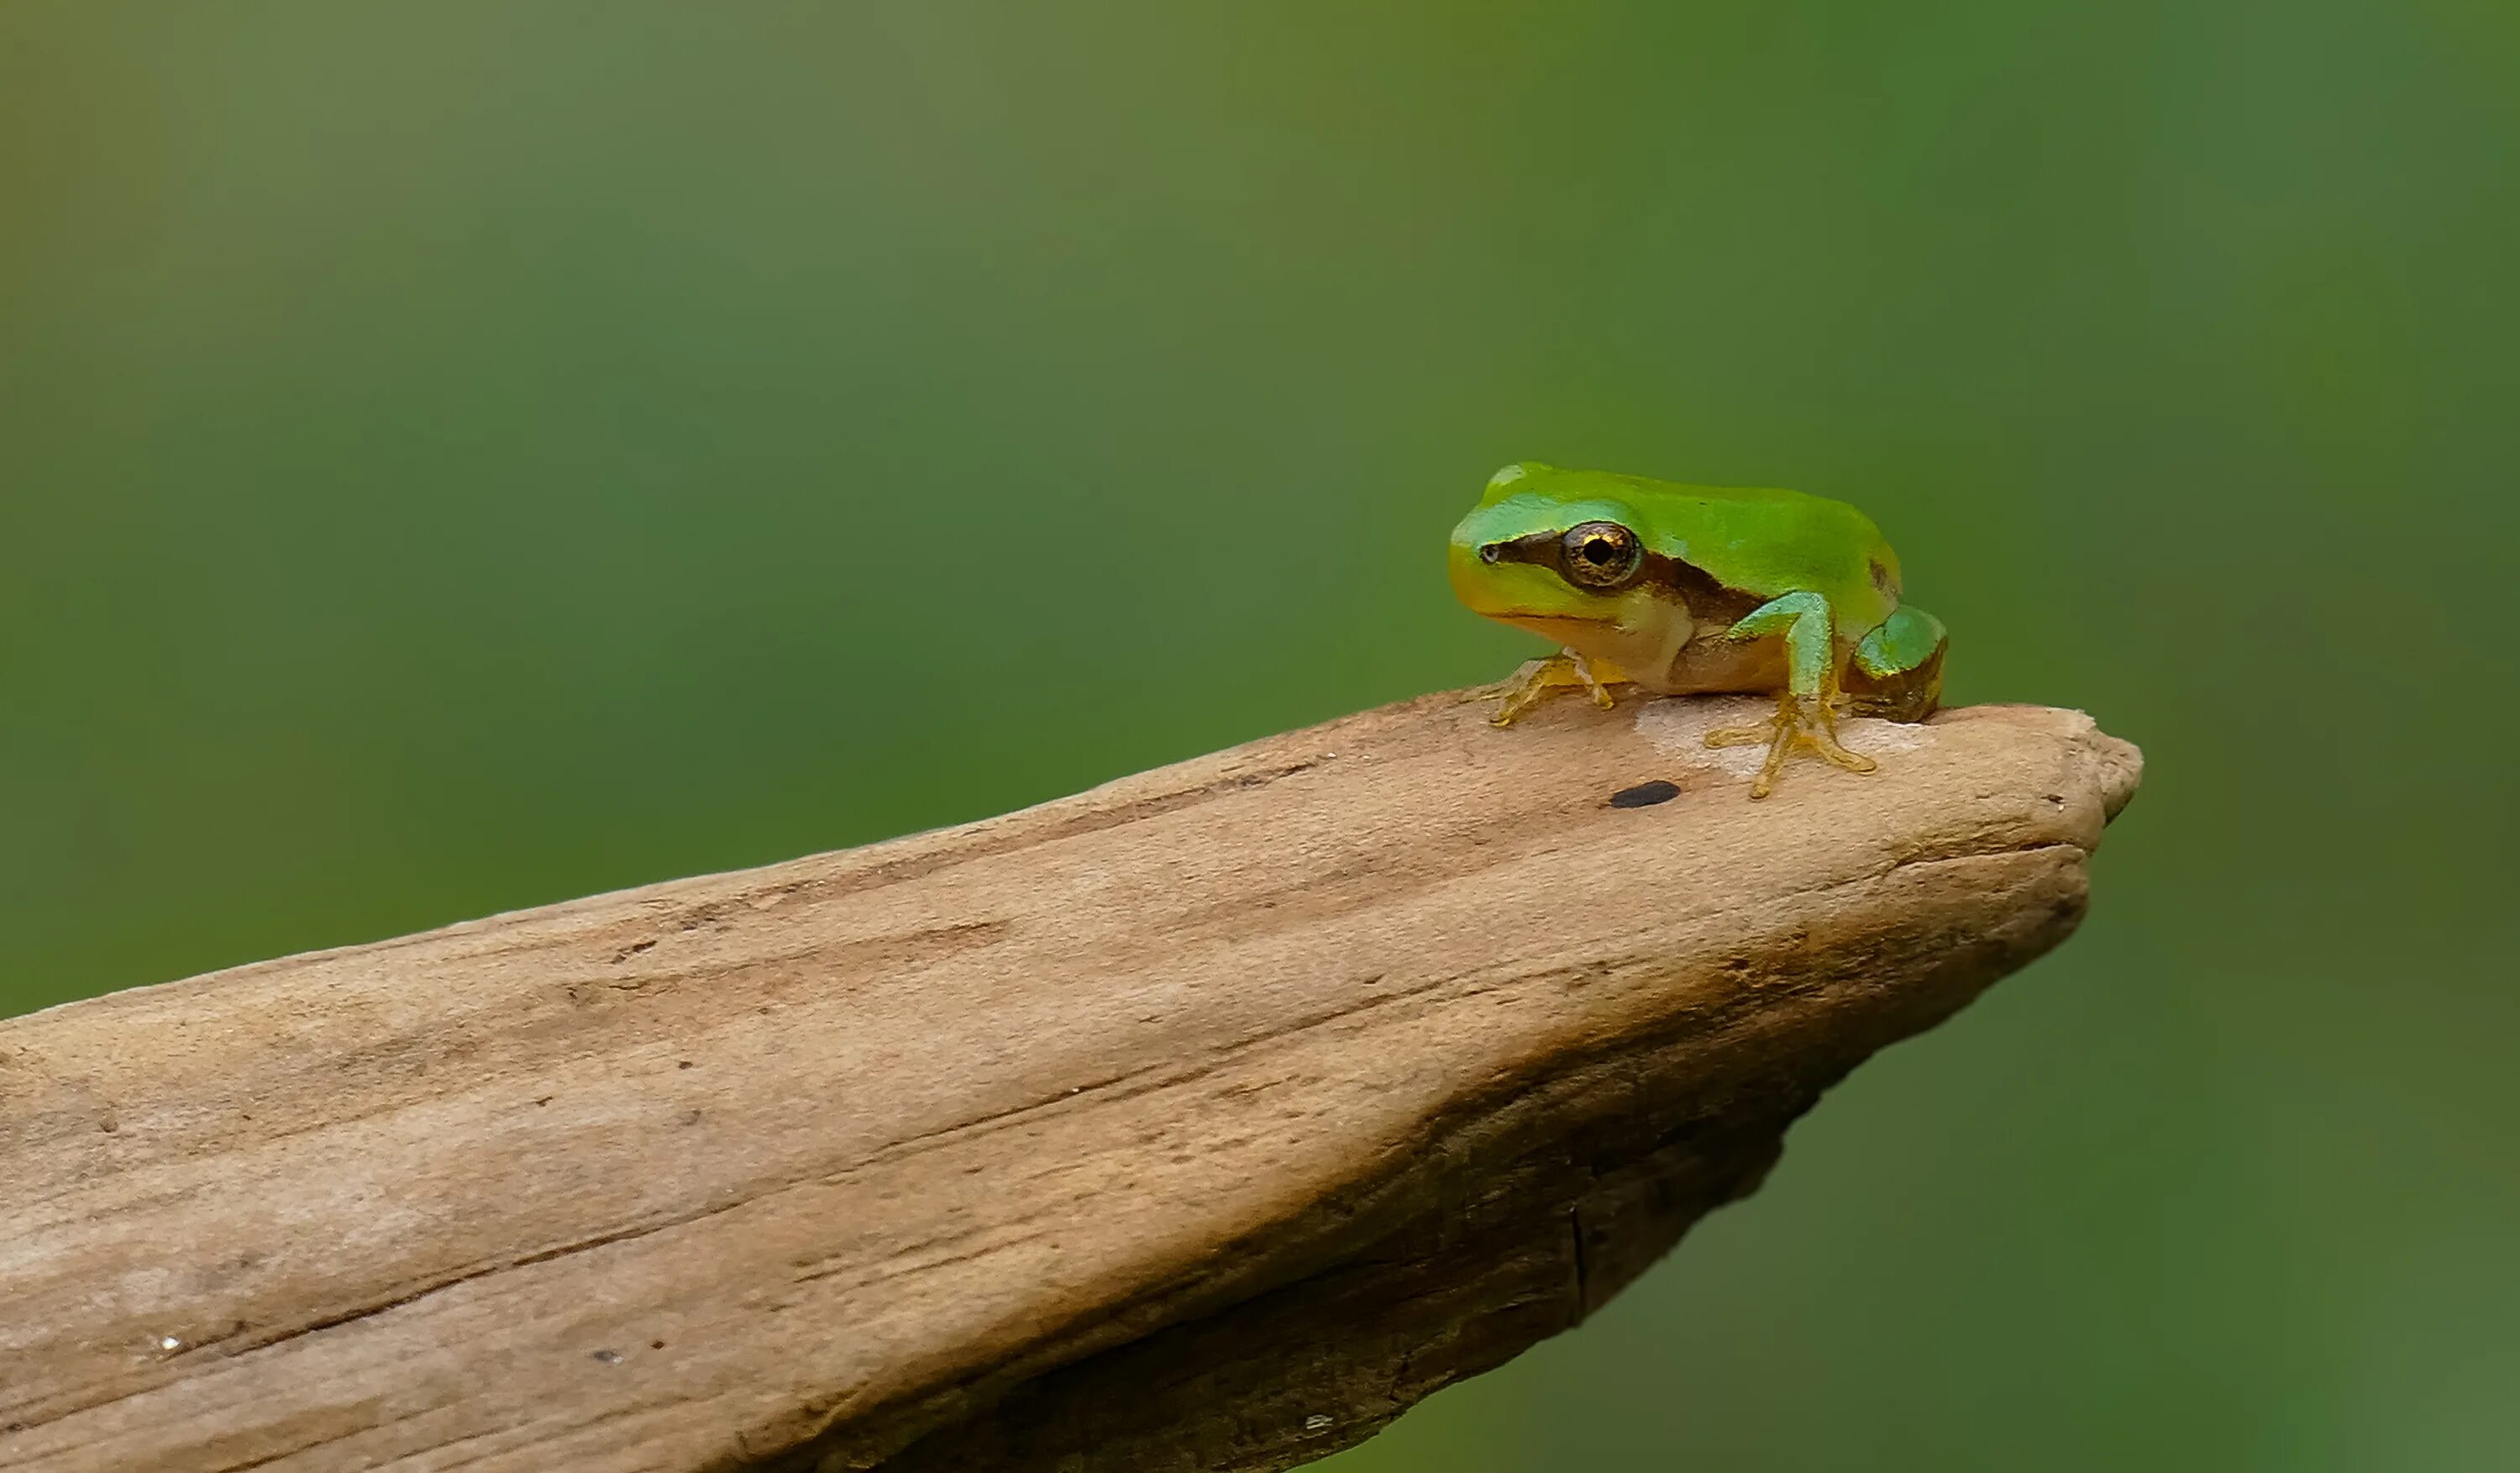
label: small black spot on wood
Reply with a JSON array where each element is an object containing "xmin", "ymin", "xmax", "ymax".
[{"xmin": 1608, "ymin": 780, "xmax": 1680, "ymax": 808}]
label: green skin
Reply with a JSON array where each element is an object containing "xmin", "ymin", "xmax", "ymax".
[{"xmin": 1448, "ymin": 462, "xmax": 1947, "ymax": 796}]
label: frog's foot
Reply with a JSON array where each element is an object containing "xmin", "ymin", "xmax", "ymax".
[
  {"xmin": 1704, "ymin": 692, "xmax": 1878, "ymax": 798},
  {"xmin": 1490, "ymin": 650, "xmax": 1630, "ymax": 727}
]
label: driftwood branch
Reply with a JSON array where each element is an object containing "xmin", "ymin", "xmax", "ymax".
[{"xmin": 0, "ymin": 691, "xmax": 2139, "ymax": 1473}]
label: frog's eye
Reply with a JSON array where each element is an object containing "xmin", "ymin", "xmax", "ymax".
[{"xmin": 1560, "ymin": 521, "xmax": 1642, "ymax": 589}]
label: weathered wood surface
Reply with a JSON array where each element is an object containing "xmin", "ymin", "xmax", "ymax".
[{"xmin": 0, "ymin": 691, "xmax": 2139, "ymax": 1473}]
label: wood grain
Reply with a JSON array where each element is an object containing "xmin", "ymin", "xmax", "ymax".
[{"xmin": 0, "ymin": 691, "xmax": 2139, "ymax": 1473}]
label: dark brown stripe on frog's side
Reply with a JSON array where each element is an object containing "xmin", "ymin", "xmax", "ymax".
[
  {"xmin": 1663, "ymin": 556, "xmax": 1765, "ymax": 627},
  {"xmin": 1481, "ymin": 530, "xmax": 1765, "ymax": 627}
]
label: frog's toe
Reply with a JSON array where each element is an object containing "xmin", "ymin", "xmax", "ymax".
[
  {"xmin": 1803, "ymin": 721, "xmax": 1878, "ymax": 776},
  {"xmin": 1490, "ymin": 658, "xmax": 1557, "ymax": 726},
  {"xmin": 1705, "ymin": 694, "xmax": 1878, "ymax": 798},
  {"xmin": 1488, "ymin": 650, "xmax": 1629, "ymax": 727},
  {"xmin": 1703, "ymin": 722, "xmax": 1773, "ymax": 749}
]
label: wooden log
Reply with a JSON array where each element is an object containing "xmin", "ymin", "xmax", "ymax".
[{"xmin": 0, "ymin": 691, "xmax": 2139, "ymax": 1473}]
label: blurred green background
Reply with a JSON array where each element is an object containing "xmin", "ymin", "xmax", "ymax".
[{"xmin": 5, "ymin": 3, "xmax": 2515, "ymax": 1468}]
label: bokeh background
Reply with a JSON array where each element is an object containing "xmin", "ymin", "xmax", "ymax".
[{"xmin": 5, "ymin": 3, "xmax": 2515, "ymax": 1468}]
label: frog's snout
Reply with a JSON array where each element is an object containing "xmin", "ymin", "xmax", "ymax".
[{"xmin": 1449, "ymin": 531, "xmax": 1536, "ymax": 617}]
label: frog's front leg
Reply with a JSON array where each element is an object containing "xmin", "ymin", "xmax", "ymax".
[
  {"xmin": 1703, "ymin": 592, "xmax": 1877, "ymax": 798},
  {"xmin": 1490, "ymin": 649, "xmax": 1630, "ymax": 726}
]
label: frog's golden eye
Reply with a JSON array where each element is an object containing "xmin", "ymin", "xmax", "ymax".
[{"xmin": 1560, "ymin": 521, "xmax": 1642, "ymax": 589}]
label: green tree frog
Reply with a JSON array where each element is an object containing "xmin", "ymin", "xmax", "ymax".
[{"xmin": 1449, "ymin": 462, "xmax": 1948, "ymax": 799}]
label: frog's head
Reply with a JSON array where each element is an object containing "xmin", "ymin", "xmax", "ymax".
[{"xmin": 1448, "ymin": 462, "xmax": 1660, "ymax": 641}]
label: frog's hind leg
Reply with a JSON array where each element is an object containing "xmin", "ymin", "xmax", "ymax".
[
  {"xmin": 1843, "ymin": 605, "xmax": 1948, "ymax": 723},
  {"xmin": 1487, "ymin": 649, "xmax": 1631, "ymax": 726},
  {"xmin": 1702, "ymin": 592, "xmax": 1877, "ymax": 798}
]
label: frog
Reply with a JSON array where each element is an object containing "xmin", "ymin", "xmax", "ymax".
[{"xmin": 1447, "ymin": 461, "xmax": 1947, "ymax": 798}]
